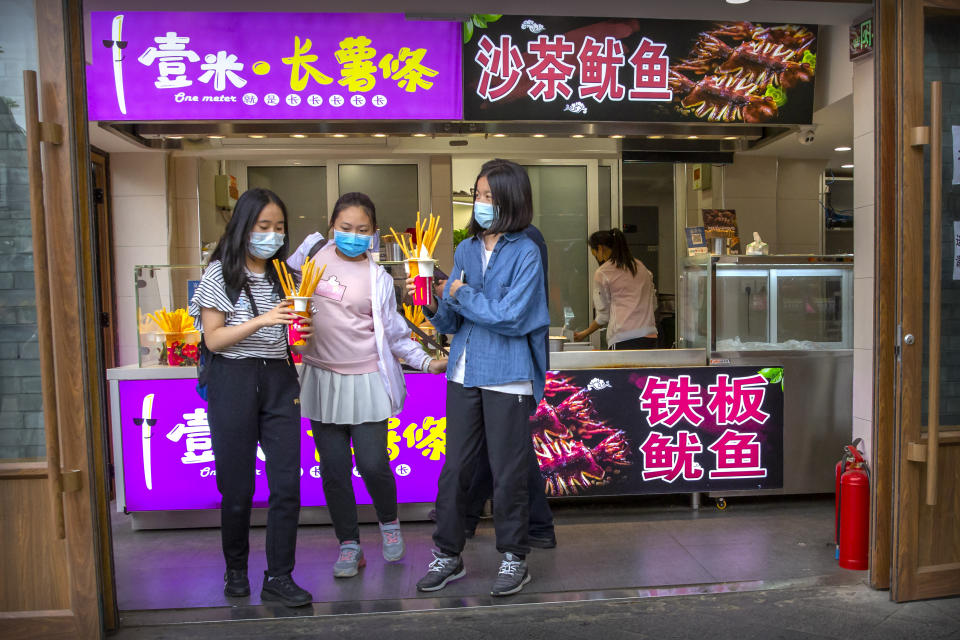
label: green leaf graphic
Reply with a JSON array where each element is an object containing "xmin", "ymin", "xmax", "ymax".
[
  {"xmin": 802, "ymin": 50, "xmax": 817, "ymax": 72},
  {"xmin": 758, "ymin": 367, "xmax": 784, "ymax": 385},
  {"xmin": 463, "ymin": 20, "xmax": 474, "ymax": 44},
  {"xmin": 764, "ymin": 84, "xmax": 787, "ymax": 108}
]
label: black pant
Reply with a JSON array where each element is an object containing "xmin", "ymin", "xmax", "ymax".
[
  {"xmin": 434, "ymin": 382, "xmax": 536, "ymax": 556},
  {"xmin": 311, "ymin": 420, "xmax": 398, "ymax": 543},
  {"xmin": 464, "ymin": 438, "xmax": 554, "ymax": 538},
  {"xmin": 207, "ymin": 356, "xmax": 302, "ymax": 577},
  {"xmin": 611, "ymin": 336, "xmax": 658, "ymax": 350}
]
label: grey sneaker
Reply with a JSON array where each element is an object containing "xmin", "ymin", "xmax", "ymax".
[
  {"xmin": 490, "ymin": 553, "xmax": 530, "ymax": 596},
  {"xmin": 379, "ymin": 521, "xmax": 405, "ymax": 562},
  {"xmin": 332, "ymin": 542, "xmax": 365, "ymax": 578},
  {"xmin": 416, "ymin": 551, "xmax": 465, "ymax": 592}
]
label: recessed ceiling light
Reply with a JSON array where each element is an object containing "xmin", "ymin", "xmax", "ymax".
[
  {"xmin": 331, "ymin": 133, "xmax": 347, "ymax": 138},
  {"xmin": 571, "ymin": 134, "xmax": 585, "ymax": 138},
  {"xmin": 725, "ymin": 0, "xmax": 751, "ymax": 4},
  {"xmin": 412, "ymin": 133, "xmax": 427, "ymax": 137},
  {"xmin": 647, "ymin": 135, "xmax": 664, "ymax": 140},
  {"xmin": 687, "ymin": 135, "xmax": 699, "ymax": 140},
  {"xmin": 493, "ymin": 133, "xmax": 508, "ymax": 138},
  {"xmin": 292, "ymin": 161, "xmax": 301, "ymax": 165},
  {"xmin": 372, "ymin": 133, "xmax": 388, "ymax": 138},
  {"xmin": 290, "ymin": 134, "xmax": 307, "ymax": 139},
  {"xmin": 724, "ymin": 136, "xmax": 737, "ymax": 140},
  {"xmin": 298, "ymin": 215, "xmax": 305, "ymax": 219},
  {"xmin": 610, "ymin": 134, "xmax": 625, "ymax": 139},
  {"xmin": 532, "ymin": 134, "xmax": 546, "ymax": 138},
  {"xmin": 841, "ymin": 163, "xmax": 854, "ymax": 169},
  {"xmin": 248, "ymin": 134, "xmax": 266, "ymax": 139},
  {"xmin": 835, "ymin": 146, "xmax": 852, "ymax": 152},
  {"xmin": 207, "ymin": 135, "xmax": 224, "ymax": 139},
  {"xmin": 166, "ymin": 135, "xmax": 183, "ymax": 140}
]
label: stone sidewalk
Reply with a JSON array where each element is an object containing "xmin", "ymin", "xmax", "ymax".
[{"xmin": 115, "ymin": 580, "xmax": 960, "ymax": 640}]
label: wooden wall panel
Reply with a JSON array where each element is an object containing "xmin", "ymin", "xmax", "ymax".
[{"xmin": 0, "ymin": 473, "xmax": 69, "ymax": 611}]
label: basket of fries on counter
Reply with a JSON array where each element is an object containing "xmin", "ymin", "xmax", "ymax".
[
  {"xmin": 390, "ymin": 212, "xmax": 442, "ymax": 307},
  {"xmin": 273, "ymin": 255, "xmax": 326, "ymax": 347},
  {"xmin": 146, "ymin": 308, "xmax": 200, "ymax": 366}
]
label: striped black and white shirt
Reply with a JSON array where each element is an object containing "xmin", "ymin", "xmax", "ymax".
[{"xmin": 188, "ymin": 260, "xmax": 287, "ymax": 360}]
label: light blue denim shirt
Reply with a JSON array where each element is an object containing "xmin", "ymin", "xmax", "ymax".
[{"xmin": 427, "ymin": 231, "xmax": 551, "ymax": 402}]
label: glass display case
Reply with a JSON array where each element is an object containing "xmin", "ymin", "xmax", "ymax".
[
  {"xmin": 679, "ymin": 255, "xmax": 853, "ymax": 352},
  {"xmin": 134, "ymin": 265, "xmax": 205, "ymax": 367}
]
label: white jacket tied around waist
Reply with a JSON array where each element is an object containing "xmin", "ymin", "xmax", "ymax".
[{"xmin": 288, "ymin": 233, "xmax": 431, "ymax": 416}]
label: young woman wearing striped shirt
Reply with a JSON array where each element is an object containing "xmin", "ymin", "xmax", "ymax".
[{"xmin": 189, "ymin": 188, "xmax": 313, "ymax": 607}]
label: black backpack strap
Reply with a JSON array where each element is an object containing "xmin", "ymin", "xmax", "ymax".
[{"xmin": 307, "ymin": 238, "xmax": 328, "ymax": 260}]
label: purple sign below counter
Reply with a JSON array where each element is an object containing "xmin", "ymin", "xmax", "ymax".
[
  {"xmin": 117, "ymin": 375, "xmax": 447, "ymax": 511},
  {"xmin": 88, "ymin": 12, "xmax": 463, "ymax": 121}
]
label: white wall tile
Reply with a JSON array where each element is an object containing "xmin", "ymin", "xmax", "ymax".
[
  {"xmin": 116, "ymin": 343, "xmax": 139, "ymax": 368},
  {"xmin": 853, "ymin": 347, "xmax": 874, "ymax": 422},
  {"xmin": 113, "ymin": 245, "xmax": 171, "ymax": 299},
  {"xmin": 853, "ymin": 58, "xmax": 875, "ymax": 139},
  {"xmin": 172, "ymin": 198, "xmax": 200, "ymax": 249},
  {"xmin": 777, "ymin": 159, "xmax": 828, "ymax": 200},
  {"xmin": 175, "ymin": 157, "xmax": 199, "ymax": 200},
  {"xmin": 853, "ymin": 132, "xmax": 875, "ymax": 210},
  {"xmin": 114, "ymin": 294, "xmax": 138, "ymax": 367},
  {"xmin": 777, "ymin": 199, "xmax": 822, "ymax": 250},
  {"xmin": 852, "ymin": 416, "xmax": 873, "ymax": 466},
  {"xmin": 722, "ymin": 197, "xmax": 777, "ymax": 250},
  {"xmin": 854, "ymin": 276, "xmax": 875, "ymax": 350},
  {"xmin": 853, "ymin": 204, "xmax": 875, "ymax": 279},
  {"xmin": 722, "ymin": 157, "xmax": 778, "ymax": 200},
  {"xmin": 112, "ymin": 195, "xmax": 169, "ymax": 247},
  {"xmin": 110, "ymin": 152, "xmax": 167, "ymax": 197}
]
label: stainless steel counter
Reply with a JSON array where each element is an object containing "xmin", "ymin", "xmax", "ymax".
[
  {"xmin": 548, "ymin": 348, "xmax": 706, "ymax": 370},
  {"xmin": 709, "ymin": 349, "xmax": 853, "ymax": 497}
]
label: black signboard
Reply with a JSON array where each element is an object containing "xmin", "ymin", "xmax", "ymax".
[
  {"xmin": 464, "ymin": 16, "xmax": 819, "ymax": 125},
  {"xmin": 533, "ymin": 367, "xmax": 784, "ymax": 497}
]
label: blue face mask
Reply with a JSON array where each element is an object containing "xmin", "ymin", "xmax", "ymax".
[
  {"xmin": 248, "ymin": 231, "xmax": 285, "ymax": 259},
  {"xmin": 473, "ymin": 201, "xmax": 499, "ymax": 229},
  {"xmin": 334, "ymin": 229, "xmax": 372, "ymax": 257}
]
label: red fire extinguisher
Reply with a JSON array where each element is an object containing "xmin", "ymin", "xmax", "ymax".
[
  {"xmin": 838, "ymin": 444, "xmax": 870, "ymax": 570},
  {"xmin": 834, "ymin": 438, "xmax": 863, "ymax": 548}
]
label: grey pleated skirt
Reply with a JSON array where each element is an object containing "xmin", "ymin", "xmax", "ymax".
[{"xmin": 299, "ymin": 364, "xmax": 393, "ymax": 425}]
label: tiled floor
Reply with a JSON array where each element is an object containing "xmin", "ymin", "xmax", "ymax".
[{"xmin": 113, "ymin": 495, "xmax": 851, "ymax": 612}]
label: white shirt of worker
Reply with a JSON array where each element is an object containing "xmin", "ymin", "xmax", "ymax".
[{"xmin": 592, "ymin": 259, "xmax": 658, "ymax": 346}]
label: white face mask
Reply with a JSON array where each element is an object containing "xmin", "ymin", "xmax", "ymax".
[{"xmin": 248, "ymin": 231, "xmax": 285, "ymax": 259}]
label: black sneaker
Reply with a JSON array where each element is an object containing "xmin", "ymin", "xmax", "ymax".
[
  {"xmin": 260, "ymin": 573, "xmax": 312, "ymax": 607},
  {"xmin": 416, "ymin": 551, "xmax": 465, "ymax": 592},
  {"xmin": 223, "ymin": 569, "xmax": 249, "ymax": 597},
  {"xmin": 528, "ymin": 533, "xmax": 557, "ymax": 549},
  {"xmin": 490, "ymin": 553, "xmax": 530, "ymax": 596}
]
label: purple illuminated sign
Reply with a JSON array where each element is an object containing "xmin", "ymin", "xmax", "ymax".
[
  {"xmin": 118, "ymin": 375, "xmax": 446, "ymax": 511},
  {"xmin": 115, "ymin": 367, "xmax": 783, "ymax": 512},
  {"xmin": 88, "ymin": 12, "xmax": 463, "ymax": 121}
]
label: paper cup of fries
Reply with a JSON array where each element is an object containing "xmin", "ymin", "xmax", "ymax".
[
  {"xmin": 273, "ymin": 257, "xmax": 326, "ymax": 348},
  {"xmin": 410, "ymin": 259, "xmax": 436, "ymax": 306},
  {"xmin": 390, "ymin": 212, "xmax": 443, "ymax": 307},
  {"xmin": 286, "ymin": 296, "xmax": 312, "ymax": 347}
]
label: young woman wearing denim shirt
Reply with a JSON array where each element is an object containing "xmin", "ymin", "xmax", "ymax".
[{"xmin": 412, "ymin": 159, "xmax": 551, "ymax": 597}]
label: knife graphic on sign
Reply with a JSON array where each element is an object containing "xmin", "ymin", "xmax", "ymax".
[{"xmin": 133, "ymin": 394, "xmax": 156, "ymax": 490}]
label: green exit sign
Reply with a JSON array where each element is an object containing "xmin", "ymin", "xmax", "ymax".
[{"xmin": 850, "ymin": 16, "xmax": 874, "ymax": 61}]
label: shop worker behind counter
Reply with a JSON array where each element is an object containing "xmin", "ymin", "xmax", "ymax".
[
  {"xmin": 574, "ymin": 228, "xmax": 659, "ymax": 350},
  {"xmin": 189, "ymin": 188, "xmax": 313, "ymax": 607},
  {"xmin": 410, "ymin": 159, "xmax": 551, "ymax": 597}
]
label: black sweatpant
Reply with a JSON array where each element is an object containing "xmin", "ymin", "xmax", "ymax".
[
  {"xmin": 464, "ymin": 438, "xmax": 555, "ymax": 538},
  {"xmin": 206, "ymin": 356, "xmax": 302, "ymax": 577},
  {"xmin": 434, "ymin": 382, "xmax": 537, "ymax": 557},
  {"xmin": 311, "ymin": 419, "xmax": 398, "ymax": 543}
]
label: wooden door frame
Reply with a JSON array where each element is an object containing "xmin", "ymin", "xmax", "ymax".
[
  {"xmin": 888, "ymin": 0, "xmax": 960, "ymax": 602},
  {"xmin": 1, "ymin": 1, "xmax": 111, "ymax": 637},
  {"xmin": 870, "ymin": 0, "xmax": 899, "ymax": 592}
]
